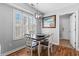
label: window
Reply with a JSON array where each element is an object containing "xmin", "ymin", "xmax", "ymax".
[
  {"xmin": 22, "ymin": 13, "xmax": 28, "ymax": 35},
  {"xmin": 32, "ymin": 17, "xmax": 37, "ymax": 34},
  {"xmin": 13, "ymin": 9, "xmax": 37, "ymax": 40},
  {"xmin": 28, "ymin": 16, "xmax": 37, "ymax": 34},
  {"xmin": 16, "ymin": 10, "xmax": 23, "ymax": 39}
]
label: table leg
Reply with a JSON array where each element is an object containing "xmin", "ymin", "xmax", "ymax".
[
  {"xmin": 38, "ymin": 41, "xmax": 40, "ymax": 56},
  {"xmin": 51, "ymin": 44, "xmax": 52, "ymax": 55}
]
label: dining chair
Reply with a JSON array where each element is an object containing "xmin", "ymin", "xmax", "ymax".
[
  {"xmin": 40, "ymin": 33, "xmax": 53, "ymax": 56},
  {"xmin": 24, "ymin": 34, "xmax": 38, "ymax": 56}
]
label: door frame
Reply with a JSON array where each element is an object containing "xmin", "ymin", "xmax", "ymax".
[{"xmin": 59, "ymin": 11, "xmax": 78, "ymax": 50}]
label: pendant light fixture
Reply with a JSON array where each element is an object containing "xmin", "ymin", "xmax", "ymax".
[
  {"xmin": 35, "ymin": 3, "xmax": 42, "ymax": 19},
  {"xmin": 29, "ymin": 3, "xmax": 42, "ymax": 19}
]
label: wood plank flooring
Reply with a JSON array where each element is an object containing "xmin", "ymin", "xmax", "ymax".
[
  {"xmin": 60, "ymin": 39, "xmax": 73, "ymax": 48},
  {"xmin": 8, "ymin": 45, "xmax": 79, "ymax": 56}
]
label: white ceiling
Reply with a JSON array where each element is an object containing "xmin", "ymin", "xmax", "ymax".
[{"xmin": 31, "ymin": 3, "xmax": 77, "ymax": 14}]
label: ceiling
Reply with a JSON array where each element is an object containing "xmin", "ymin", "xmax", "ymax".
[{"xmin": 29, "ymin": 3, "xmax": 77, "ymax": 14}]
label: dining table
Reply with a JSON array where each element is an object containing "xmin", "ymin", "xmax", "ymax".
[{"xmin": 31, "ymin": 34, "xmax": 50, "ymax": 56}]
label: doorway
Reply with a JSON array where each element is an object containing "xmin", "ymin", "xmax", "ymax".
[{"xmin": 59, "ymin": 13, "xmax": 76, "ymax": 49}]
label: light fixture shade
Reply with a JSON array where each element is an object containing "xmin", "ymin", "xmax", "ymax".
[{"xmin": 35, "ymin": 13, "xmax": 42, "ymax": 19}]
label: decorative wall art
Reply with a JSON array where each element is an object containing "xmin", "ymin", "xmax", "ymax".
[{"xmin": 42, "ymin": 15, "xmax": 56, "ymax": 28}]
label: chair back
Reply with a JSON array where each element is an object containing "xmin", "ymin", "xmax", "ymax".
[
  {"xmin": 24, "ymin": 34, "xmax": 32, "ymax": 47},
  {"xmin": 24, "ymin": 34, "xmax": 37, "ymax": 48},
  {"xmin": 48, "ymin": 33, "xmax": 53, "ymax": 44}
]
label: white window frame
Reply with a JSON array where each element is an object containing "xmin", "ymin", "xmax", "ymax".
[
  {"xmin": 13, "ymin": 9, "xmax": 37, "ymax": 40},
  {"xmin": 13, "ymin": 9, "xmax": 24, "ymax": 40}
]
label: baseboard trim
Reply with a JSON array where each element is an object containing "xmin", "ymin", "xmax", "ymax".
[
  {"xmin": 2, "ymin": 45, "xmax": 26, "ymax": 56},
  {"xmin": 52, "ymin": 42, "xmax": 59, "ymax": 45},
  {"xmin": 60, "ymin": 39, "xmax": 69, "ymax": 40}
]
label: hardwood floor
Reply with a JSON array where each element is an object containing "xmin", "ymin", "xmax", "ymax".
[
  {"xmin": 60, "ymin": 39, "xmax": 73, "ymax": 48},
  {"xmin": 52, "ymin": 45, "xmax": 79, "ymax": 56},
  {"xmin": 8, "ymin": 45, "xmax": 79, "ymax": 56}
]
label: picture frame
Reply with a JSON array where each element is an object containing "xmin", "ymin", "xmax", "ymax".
[{"xmin": 42, "ymin": 15, "xmax": 56, "ymax": 28}]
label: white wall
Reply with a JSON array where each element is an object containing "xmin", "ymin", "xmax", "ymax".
[
  {"xmin": 0, "ymin": 44, "xmax": 1, "ymax": 55},
  {"xmin": 0, "ymin": 3, "xmax": 43, "ymax": 55},
  {"xmin": 44, "ymin": 4, "xmax": 79, "ymax": 50},
  {"xmin": 59, "ymin": 14, "xmax": 70, "ymax": 40}
]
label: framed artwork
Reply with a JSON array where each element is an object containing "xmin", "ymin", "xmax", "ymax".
[{"xmin": 42, "ymin": 15, "xmax": 56, "ymax": 28}]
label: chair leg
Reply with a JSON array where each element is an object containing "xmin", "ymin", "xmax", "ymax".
[
  {"xmin": 51, "ymin": 44, "xmax": 52, "ymax": 55},
  {"xmin": 38, "ymin": 41, "xmax": 40, "ymax": 56},
  {"xmin": 48, "ymin": 46, "xmax": 50, "ymax": 56},
  {"xmin": 31, "ymin": 49, "xmax": 32, "ymax": 56}
]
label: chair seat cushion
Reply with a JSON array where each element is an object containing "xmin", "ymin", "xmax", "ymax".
[
  {"xmin": 40, "ymin": 41, "xmax": 48, "ymax": 46},
  {"xmin": 26, "ymin": 43, "xmax": 38, "ymax": 48}
]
